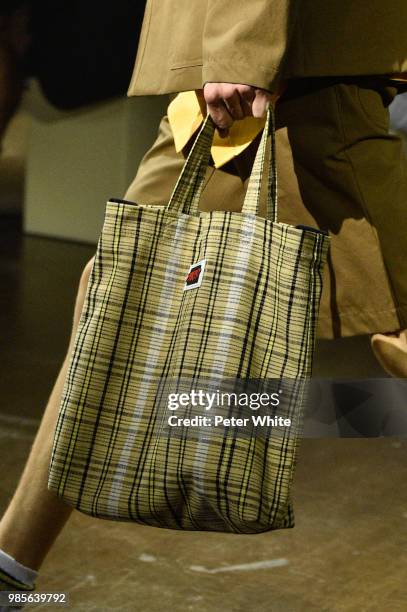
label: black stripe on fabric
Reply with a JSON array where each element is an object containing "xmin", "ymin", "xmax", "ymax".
[
  {"xmin": 171, "ymin": 215, "xmax": 205, "ymax": 528},
  {"xmin": 109, "ymin": 198, "xmax": 138, "ymax": 206},
  {"xmin": 187, "ymin": 214, "xmax": 241, "ymax": 531},
  {"xmin": 75, "ymin": 206, "xmax": 132, "ymax": 511},
  {"xmin": 76, "ymin": 206, "xmax": 144, "ymax": 511},
  {"xmin": 254, "ymin": 224, "xmax": 291, "ymax": 525},
  {"xmin": 123, "ymin": 212, "xmax": 184, "ymax": 526},
  {"xmin": 261, "ymin": 221, "xmax": 276, "ymax": 374},
  {"xmin": 92, "ymin": 208, "xmax": 167, "ymax": 521},
  {"xmin": 274, "ymin": 236, "xmax": 325, "ymax": 527},
  {"xmin": 261, "ymin": 228, "xmax": 298, "ymax": 522},
  {"xmin": 153, "ymin": 217, "xmax": 204, "ymax": 529},
  {"xmin": 279, "ymin": 231, "xmax": 306, "ymax": 379},
  {"xmin": 178, "ymin": 213, "xmax": 222, "ymax": 381},
  {"xmin": 50, "ymin": 241, "xmax": 100, "ymax": 476},
  {"xmin": 60, "ymin": 214, "xmax": 112, "ymax": 492},
  {"xmin": 257, "ymin": 222, "xmax": 285, "ymax": 379},
  {"xmin": 310, "ymin": 235, "xmax": 325, "ymax": 371},
  {"xmin": 237, "ymin": 433, "xmax": 258, "ymax": 522},
  {"xmin": 269, "ymin": 234, "xmax": 311, "ymax": 520},
  {"xmin": 123, "ymin": 228, "xmax": 175, "ymax": 525},
  {"xmin": 127, "ymin": 217, "xmax": 202, "ymax": 527},
  {"xmin": 266, "ymin": 231, "xmax": 307, "ymax": 525},
  {"xmin": 185, "ymin": 162, "xmax": 206, "ymax": 216},
  {"xmin": 222, "ymin": 219, "xmax": 269, "ymax": 526},
  {"xmin": 240, "ymin": 221, "xmax": 272, "ymax": 378},
  {"xmin": 295, "ymin": 225, "xmax": 329, "ymax": 236},
  {"xmin": 240, "ymin": 220, "xmax": 273, "ymax": 521},
  {"xmin": 208, "ymin": 223, "xmax": 257, "ymax": 531},
  {"xmin": 87, "ymin": 208, "xmax": 143, "ymax": 514},
  {"xmin": 56, "ymin": 208, "xmax": 123, "ymax": 500},
  {"xmin": 295, "ymin": 234, "xmax": 324, "ymax": 381},
  {"xmin": 99, "ymin": 210, "xmax": 168, "ymax": 519}
]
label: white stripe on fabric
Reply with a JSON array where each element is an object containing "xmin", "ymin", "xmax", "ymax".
[
  {"xmin": 107, "ymin": 218, "xmax": 189, "ymax": 514},
  {"xmin": 192, "ymin": 215, "xmax": 257, "ymax": 489}
]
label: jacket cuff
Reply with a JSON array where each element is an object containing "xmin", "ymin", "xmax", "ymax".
[{"xmin": 202, "ymin": 58, "xmax": 282, "ymax": 93}]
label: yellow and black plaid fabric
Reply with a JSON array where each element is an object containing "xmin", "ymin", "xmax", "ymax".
[{"xmin": 48, "ymin": 109, "xmax": 329, "ymax": 533}]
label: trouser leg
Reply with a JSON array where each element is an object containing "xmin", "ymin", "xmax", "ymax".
[
  {"xmin": 331, "ymin": 83, "xmax": 407, "ymax": 328},
  {"xmin": 273, "ymin": 80, "xmax": 407, "ymax": 336}
]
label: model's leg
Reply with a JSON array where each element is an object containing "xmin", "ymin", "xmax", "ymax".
[
  {"xmin": 331, "ymin": 83, "xmax": 407, "ymax": 375},
  {"xmin": 272, "ymin": 80, "xmax": 407, "ymax": 373},
  {"xmin": 336, "ymin": 83, "xmax": 407, "ymax": 330},
  {"xmin": 0, "ymin": 257, "xmax": 95, "ymax": 571},
  {"xmin": 271, "ymin": 81, "xmax": 407, "ymax": 349}
]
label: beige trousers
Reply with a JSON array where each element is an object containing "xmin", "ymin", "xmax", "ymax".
[{"xmin": 124, "ymin": 80, "xmax": 407, "ymax": 339}]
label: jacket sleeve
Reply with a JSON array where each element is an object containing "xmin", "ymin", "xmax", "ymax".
[{"xmin": 202, "ymin": 0, "xmax": 300, "ymax": 92}]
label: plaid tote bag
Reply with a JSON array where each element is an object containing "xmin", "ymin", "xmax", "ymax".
[{"xmin": 48, "ymin": 108, "xmax": 330, "ymax": 533}]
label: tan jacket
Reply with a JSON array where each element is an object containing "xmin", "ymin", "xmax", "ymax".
[{"xmin": 128, "ymin": 0, "xmax": 407, "ymax": 96}]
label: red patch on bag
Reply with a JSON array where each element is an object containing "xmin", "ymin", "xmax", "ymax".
[
  {"xmin": 184, "ymin": 259, "xmax": 206, "ymax": 291},
  {"xmin": 186, "ymin": 266, "xmax": 201, "ymax": 285}
]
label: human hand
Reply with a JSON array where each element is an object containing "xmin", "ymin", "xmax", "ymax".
[{"xmin": 201, "ymin": 83, "xmax": 277, "ymax": 137}]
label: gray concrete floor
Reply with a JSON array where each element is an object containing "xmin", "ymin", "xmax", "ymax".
[{"xmin": 1, "ymin": 217, "xmax": 406, "ymax": 611}]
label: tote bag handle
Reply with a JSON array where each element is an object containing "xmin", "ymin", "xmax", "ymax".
[
  {"xmin": 166, "ymin": 105, "xmax": 277, "ymax": 222},
  {"xmin": 241, "ymin": 106, "xmax": 278, "ymax": 221}
]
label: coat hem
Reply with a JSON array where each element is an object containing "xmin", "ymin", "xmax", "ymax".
[{"xmin": 317, "ymin": 304, "xmax": 407, "ymax": 339}]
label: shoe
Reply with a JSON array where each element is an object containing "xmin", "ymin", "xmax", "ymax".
[
  {"xmin": 0, "ymin": 569, "xmax": 35, "ymax": 611},
  {"xmin": 371, "ymin": 329, "xmax": 407, "ymax": 377}
]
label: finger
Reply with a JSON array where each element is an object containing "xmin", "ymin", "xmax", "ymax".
[
  {"xmin": 204, "ymin": 84, "xmax": 234, "ymax": 132},
  {"xmin": 222, "ymin": 88, "xmax": 245, "ymax": 120},
  {"xmin": 252, "ymin": 89, "xmax": 273, "ymax": 118},
  {"xmin": 239, "ymin": 95, "xmax": 253, "ymax": 118},
  {"xmin": 207, "ymin": 99, "xmax": 233, "ymax": 132},
  {"xmin": 239, "ymin": 86, "xmax": 256, "ymax": 117}
]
